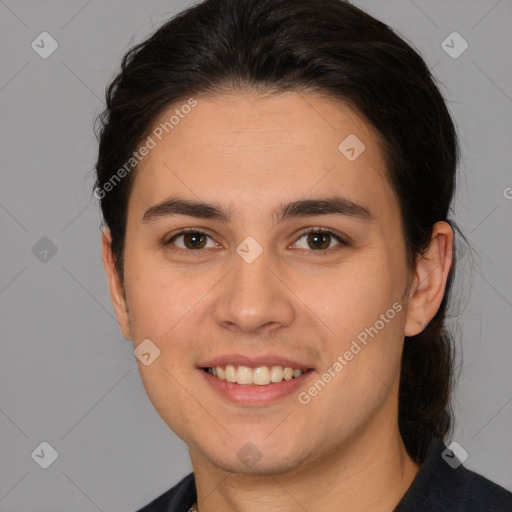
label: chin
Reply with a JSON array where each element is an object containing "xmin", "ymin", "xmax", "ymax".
[
  {"xmin": 199, "ymin": 436, "xmax": 312, "ymax": 476},
  {"xmin": 208, "ymin": 452, "xmax": 304, "ymax": 476}
]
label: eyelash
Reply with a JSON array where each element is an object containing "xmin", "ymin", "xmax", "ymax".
[{"xmin": 162, "ymin": 227, "xmax": 349, "ymax": 256}]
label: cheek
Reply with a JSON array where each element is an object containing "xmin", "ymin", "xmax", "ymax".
[
  {"xmin": 123, "ymin": 246, "xmax": 203, "ymax": 337},
  {"xmin": 125, "ymin": 259, "xmax": 213, "ymax": 439},
  {"xmin": 124, "ymin": 232, "xmax": 406, "ymax": 356},
  {"xmin": 137, "ymin": 364, "xmax": 210, "ymax": 447},
  {"xmin": 308, "ymin": 249, "xmax": 403, "ymax": 335},
  {"xmin": 308, "ymin": 246, "xmax": 406, "ymax": 390}
]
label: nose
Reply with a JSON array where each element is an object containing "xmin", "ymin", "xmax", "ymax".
[{"xmin": 213, "ymin": 242, "xmax": 295, "ymax": 334}]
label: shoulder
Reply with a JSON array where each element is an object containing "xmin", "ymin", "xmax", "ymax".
[
  {"xmin": 135, "ymin": 472, "xmax": 196, "ymax": 512},
  {"xmin": 395, "ymin": 439, "xmax": 512, "ymax": 512},
  {"xmin": 446, "ymin": 465, "xmax": 512, "ymax": 511}
]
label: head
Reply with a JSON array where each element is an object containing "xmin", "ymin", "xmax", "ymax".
[{"xmin": 95, "ymin": 0, "xmax": 465, "ymax": 470}]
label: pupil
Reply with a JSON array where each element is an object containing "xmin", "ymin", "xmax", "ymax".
[
  {"xmin": 185, "ymin": 233, "xmax": 206, "ymax": 249},
  {"xmin": 309, "ymin": 232, "xmax": 329, "ymax": 250},
  {"xmin": 182, "ymin": 232, "xmax": 330, "ymax": 250}
]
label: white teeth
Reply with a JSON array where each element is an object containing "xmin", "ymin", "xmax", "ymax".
[
  {"xmin": 206, "ymin": 364, "xmax": 308, "ymax": 385},
  {"xmin": 236, "ymin": 365, "xmax": 253, "ymax": 385},
  {"xmin": 270, "ymin": 366, "xmax": 283, "ymax": 382},
  {"xmin": 225, "ymin": 364, "xmax": 237, "ymax": 383},
  {"xmin": 283, "ymin": 367, "xmax": 293, "ymax": 380},
  {"xmin": 253, "ymin": 366, "xmax": 270, "ymax": 385}
]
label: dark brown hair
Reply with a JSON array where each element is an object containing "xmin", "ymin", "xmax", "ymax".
[{"xmin": 94, "ymin": 0, "xmax": 469, "ymax": 462}]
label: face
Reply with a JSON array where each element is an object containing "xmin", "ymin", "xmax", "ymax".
[{"xmin": 103, "ymin": 91, "xmax": 440, "ymax": 475}]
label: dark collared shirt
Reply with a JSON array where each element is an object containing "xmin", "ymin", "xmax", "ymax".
[{"xmin": 136, "ymin": 438, "xmax": 512, "ymax": 511}]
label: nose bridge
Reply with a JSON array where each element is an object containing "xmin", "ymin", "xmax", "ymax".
[{"xmin": 214, "ymin": 235, "xmax": 294, "ymax": 332}]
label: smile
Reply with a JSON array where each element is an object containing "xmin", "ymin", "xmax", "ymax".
[{"xmin": 204, "ymin": 364, "xmax": 312, "ymax": 386}]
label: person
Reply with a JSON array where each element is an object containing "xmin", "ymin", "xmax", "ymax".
[{"xmin": 93, "ymin": 0, "xmax": 512, "ymax": 510}]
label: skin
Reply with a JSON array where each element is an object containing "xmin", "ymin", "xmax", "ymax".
[{"xmin": 102, "ymin": 91, "xmax": 453, "ymax": 512}]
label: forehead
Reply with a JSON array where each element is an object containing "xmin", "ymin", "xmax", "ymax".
[{"xmin": 130, "ymin": 91, "xmax": 396, "ymax": 221}]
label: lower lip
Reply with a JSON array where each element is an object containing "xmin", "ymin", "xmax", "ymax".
[{"xmin": 199, "ymin": 368, "xmax": 315, "ymax": 406}]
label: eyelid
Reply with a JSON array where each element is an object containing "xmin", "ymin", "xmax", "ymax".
[
  {"xmin": 163, "ymin": 227, "xmax": 219, "ymax": 252},
  {"xmin": 163, "ymin": 226, "xmax": 350, "ymax": 253},
  {"xmin": 294, "ymin": 226, "xmax": 350, "ymax": 246}
]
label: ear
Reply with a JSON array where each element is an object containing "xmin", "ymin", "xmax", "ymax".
[
  {"xmin": 404, "ymin": 221, "xmax": 454, "ymax": 337},
  {"xmin": 101, "ymin": 227, "xmax": 132, "ymax": 339}
]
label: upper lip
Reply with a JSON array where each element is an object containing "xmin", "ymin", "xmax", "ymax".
[{"xmin": 198, "ymin": 354, "xmax": 314, "ymax": 370}]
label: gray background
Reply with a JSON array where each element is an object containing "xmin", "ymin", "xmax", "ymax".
[{"xmin": 0, "ymin": 0, "xmax": 511, "ymax": 510}]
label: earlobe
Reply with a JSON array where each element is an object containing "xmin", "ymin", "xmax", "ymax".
[
  {"xmin": 404, "ymin": 221, "xmax": 454, "ymax": 337},
  {"xmin": 101, "ymin": 227, "xmax": 132, "ymax": 340}
]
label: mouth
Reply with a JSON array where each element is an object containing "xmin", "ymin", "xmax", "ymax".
[
  {"xmin": 201, "ymin": 364, "xmax": 313, "ymax": 386},
  {"xmin": 198, "ymin": 363, "xmax": 316, "ymax": 406}
]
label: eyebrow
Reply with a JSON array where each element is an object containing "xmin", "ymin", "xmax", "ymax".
[{"xmin": 142, "ymin": 195, "xmax": 375, "ymax": 224}]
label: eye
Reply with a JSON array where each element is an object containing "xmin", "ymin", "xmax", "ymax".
[
  {"xmin": 164, "ymin": 228, "xmax": 218, "ymax": 252},
  {"xmin": 291, "ymin": 227, "xmax": 348, "ymax": 253},
  {"xmin": 163, "ymin": 227, "xmax": 349, "ymax": 255}
]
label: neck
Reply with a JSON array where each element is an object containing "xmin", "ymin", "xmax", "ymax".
[{"xmin": 189, "ymin": 424, "xmax": 419, "ymax": 512}]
